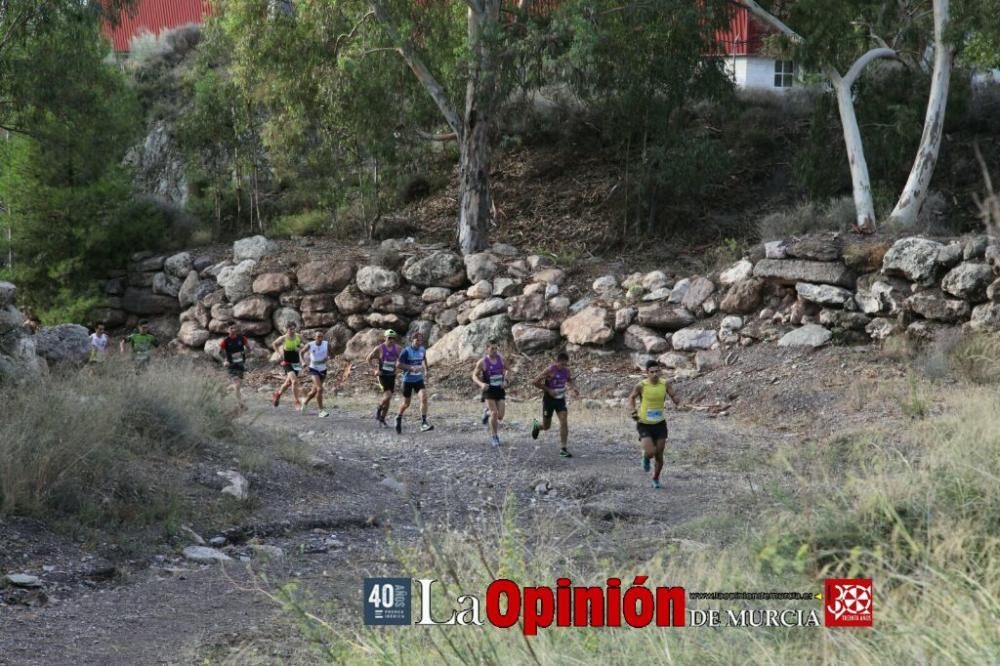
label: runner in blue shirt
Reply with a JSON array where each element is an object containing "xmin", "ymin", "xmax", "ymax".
[{"xmin": 394, "ymin": 331, "xmax": 433, "ymax": 433}]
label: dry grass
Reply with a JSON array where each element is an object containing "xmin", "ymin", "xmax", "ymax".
[
  {"xmin": 0, "ymin": 357, "xmax": 234, "ymax": 526},
  {"xmin": 271, "ymin": 386, "xmax": 1000, "ymax": 664}
]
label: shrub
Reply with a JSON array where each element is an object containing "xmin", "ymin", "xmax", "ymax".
[
  {"xmin": 0, "ymin": 358, "xmax": 234, "ymax": 525},
  {"xmin": 272, "ymin": 210, "xmax": 330, "ymax": 238},
  {"xmin": 949, "ymin": 333, "xmax": 1000, "ymax": 385},
  {"xmin": 757, "ymin": 196, "xmax": 855, "ymax": 240}
]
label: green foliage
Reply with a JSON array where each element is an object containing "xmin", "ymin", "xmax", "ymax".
[
  {"xmin": 550, "ymin": 0, "xmax": 734, "ymax": 237},
  {"xmin": 0, "ymin": 7, "xmax": 156, "ymax": 321},
  {"xmin": 272, "ymin": 210, "xmax": 330, "ymax": 238}
]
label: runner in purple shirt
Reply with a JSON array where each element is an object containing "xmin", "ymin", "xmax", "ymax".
[
  {"xmin": 472, "ymin": 339, "xmax": 508, "ymax": 447},
  {"xmin": 531, "ymin": 351, "xmax": 580, "ymax": 458}
]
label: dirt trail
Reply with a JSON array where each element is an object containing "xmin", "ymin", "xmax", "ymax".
[{"xmin": 0, "ymin": 388, "xmax": 797, "ymax": 665}]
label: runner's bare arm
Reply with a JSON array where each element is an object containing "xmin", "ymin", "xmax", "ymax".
[
  {"xmin": 471, "ymin": 359, "xmax": 486, "ymax": 389},
  {"xmin": 531, "ymin": 368, "xmax": 550, "ymax": 392},
  {"xmin": 365, "ymin": 346, "xmax": 380, "ymax": 371},
  {"xmin": 627, "ymin": 383, "xmax": 643, "ymax": 417},
  {"xmin": 272, "ymin": 334, "xmax": 286, "ymax": 354}
]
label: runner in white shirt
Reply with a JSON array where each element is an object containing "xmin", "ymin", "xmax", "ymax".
[
  {"xmin": 89, "ymin": 324, "xmax": 109, "ymax": 363},
  {"xmin": 301, "ymin": 329, "xmax": 331, "ymax": 418}
]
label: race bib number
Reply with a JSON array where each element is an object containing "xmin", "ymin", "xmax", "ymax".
[
  {"xmin": 644, "ymin": 409, "xmax": 663, "ymax": 421},
  {"xmin": 382, "ymin": 361, "xmax": 396, "ymax": 373},
  {"xmin": 312, "ymin": 362, "xmax": 326, "ymax": 372},
  {"xmin": 489, "ymin": 374, "xmax": 504, "ymax": 387},
  {"xmin": 233, "ymin": 352, "xmax": 245, "ymax": 364},
  {"xmin": 552, "ymin": 388, "xmax": 566, "ymax": 399},
  {"xmin": 291, "ymin": 364, "xmax": 302, "ymax": 372}
]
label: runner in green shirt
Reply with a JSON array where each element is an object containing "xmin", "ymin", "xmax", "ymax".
[{"xmin": 119, "ymin": 320, "xmax": 159, "ymax": 368}]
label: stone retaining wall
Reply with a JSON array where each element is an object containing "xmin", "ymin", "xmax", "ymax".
[{"xmin": 92, "ymin": 233, "xmax": 1000, "ymax": 370}]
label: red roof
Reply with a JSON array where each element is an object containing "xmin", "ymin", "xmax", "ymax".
[{"xmin": 103, "ymin": 0, "xmax": 210, "ymax": 52}]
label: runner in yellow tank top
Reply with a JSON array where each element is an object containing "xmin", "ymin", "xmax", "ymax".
[{"xmin": 627, "ymin": 359, "xmax": 687, "ymax": 489}]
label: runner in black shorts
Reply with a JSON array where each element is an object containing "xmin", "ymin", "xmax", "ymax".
[
  {"xmin": 531, "ymin": 351, "xmax": 580, "ymax": 458},
  {"xmin": 219, "ymin": 323, "xmax": 251, "ymax": 411},
  {"xmin": 627, "ymin": 359, "xmax": 686, "ymax": 489},
  {"xmin": 395, "ymin": 331, "xmax": 433, "ymax": 433},
  {"xmin": 472, "ymin": 339, "xmax": 508, "ymax": 447},
  {"xmin": 366, "ymin": 329, "xmax": 401, "ymax": 426}
]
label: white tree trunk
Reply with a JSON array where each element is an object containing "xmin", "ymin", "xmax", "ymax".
[
  {"xmin": 832, "ymin": 75, "xmax": 878, "ymax": 230},
  {"xmin": 889, "ymin": 0, "xmax": 952, "ymax": 227}
]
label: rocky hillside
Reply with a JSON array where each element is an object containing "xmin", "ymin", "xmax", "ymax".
[{"xmin": 85, "ymin": 231, "xmax": 1000, "ymax": 380}]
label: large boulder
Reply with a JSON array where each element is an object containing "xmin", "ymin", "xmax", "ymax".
[
  {"xmin": 511, "ymin": 323, "xmax": 561, "ymax": 353},
  {"xmin": 122, "ymin": 288, "xmax": 179, "ymax": 315},
  {"xmin": 300, "ymin": 294, "xmax": 338, "ymax": 313},
  {"xmin": 356, "ymin": 265, "xmax": 401, "ymax": 296},
  {"xmin": 34, "ymin": 324, "xmax": 91, "ymax": 364},
  {"xmin": 904, "ymin": 292, "xmax": 970, "ymax": 323},
  {"xmin": 719, "ymin": 260, "xmax": 754, "ymax": 286},
  {"xmin": 233, "ymin": 319, "xmax": 272, "ymax": 337},
  {"xmin": 217, "ymin": 260, "xmax": 257, "ymax": 303},
  {"xmin": 941, "ymin": 263, "xmax": 992, "ymax": 302},
  {"xmin": 335, "ymin": 284, "xmax": 372, "ymax": 315},
  {"xmin": 671, "ymin": 328, "xmax": 717, "ymax": 352},
  {"xmin": 233, "ymin": 295, "xmax": 277, "ymax": 321},
  {"xmin": 344, "ymin": 328, "xmax": 385, "ymax": 360},
  {"xmin": 855, "ymin": 276, "xmax": 909, "ymax": 316},
  {"xmin": 89, "ymin": 307, "xmax": 127, "ymax": 328},
  {"xmin": 152, "ymin": 272, "xmax": 182, "ymax": 299},
  {"xmin": 469, "ymin": 298, "xmax": 508, "ymax": 321},
  {"xmin": 560, "ymin": 306, "xmax": 614, "ymax": 346},
  {"xmin": 464, "ymin": 252, "xmax": 499, "ymax": 283},
  {"xmin": 177, "ymin": 321, "xmax": 210, "ymax": 348},
  {"xmin": 180, "ymin": 304, "xmax": 210, "ymax": 328},
  {"xmin": 642, "ymin": 271, "xmax": 672, "ymax": 291},
  {"xmin": 466, "ymin": 280, "xmax": 493, "ymax": 300},
  {"xmin": 970, "ymin": 303, "xmax": 1000, "ymax": 332},
  {"xmin": 164, "ymin": 252, "xmax": 193, "ymax": 279},
  {"xmin": 508, "ymin": 293, "xmax": 547, "ymax": 322},
  {"xmin": 422, "ymin": 287, "xmax": 451, "ymax": 303},
  {"xmin": 667, "ymin": 278, "xmax": 690, "ymax": 304},
  {"xmin": 636, "ymin": 303, "xmax": 695, "ymax": 331},
  {"xmin": 532, "ymin": 268, "xmax": 566, "ymax": 285},
  {"xmin": 297, "ymin": 260, "xmax": 355, "ymax": 294},
  {"xmin": 0, "ymin": 282, "xmax": 16, "ymax": 308},
  {"xmin": 372, "ymin": 291, "xmax": 424, "ymax": 316},
  {"xmin": 777, "ymin": 324, "xmax": 832, "ymax": 348},
  {"xmin": 881, "ymin": 237, "xmax": 944, "ymax": 283},
  {"xmin": 401, "ymin": 251, "xmax": 466, "ymax": 288},
  {"xmin": 325, "ymin": 323, "xmax": 353, "ymax": 355},
  {"xmin": 304, "ymin": 311, "xmax": 340, "ymax": 328},
  {"xmin": 753, "ymin": 259, "xmax": 854, "ymax": 287},
  {"xmin": 624, "ymin": 325, "xmax": 669, "ymax": 353},
  {"xmin": 615, "ymin": 307, "xmax": 637, "ymax": 331},
  {"xmin": 681, "ymin": 277, "xmax": 716, "ymax": 312},
  {"xmin": 785, "ymin": 237, "xmax": 842, "ymax": 262},
  {"xmin": 719, "ymin": 278, "xmax": 764, "ymax": 314},
  {"xmin": 233, "ymin": 235, "xmax": 279, "ymax": 262},
  {"xmin": 272, "ymin": 307, "xmax": 303, "ymax": 333},
  {"xmin": 178, "ymin": 272, "xmax": 218, "ymax": 308},
  {"xmin": 253, "ymin": 272, "xmax": 295, "ymax": 296},
  {"xmin": 795, "ymin": 282, "xmax": 853, "ymax": 307},
  {"xmin": 427, "ymin": 314, "xmax": 511, "ymax": 365}
]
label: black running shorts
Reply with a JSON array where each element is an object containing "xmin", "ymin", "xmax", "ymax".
[
  {"xmin": 378, "ymin": 373, "xmax": 396, "ymax": 392},
  {"xmin": 542, "ymin": 394, "xmax": 567, "ymax": 417},
  {"xmin": 402, "ymin": 381, "xmax": 425, "ymax": 398},
  {"xmin": 636, "ymin": 421, "xmax": 668, "ymax": 441}
]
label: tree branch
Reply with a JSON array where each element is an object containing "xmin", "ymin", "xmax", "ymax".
[
  {"xmin": 369, "ymin": 0, "xmax": 463, "ymax": 139},
  {"xmin": 730, "ymin": 0, "xmax": 803, "ymax": 44},
  {"xmin": 334, "ymin": 10, "xmax": 374, "ymax": 53},
  {"xmin": 415, "ymin": 128, "xmax": 458, "ymax": 142},
  {"xmin": 842, "ymin": 46, "xmax": 898, "ymax": 87}
]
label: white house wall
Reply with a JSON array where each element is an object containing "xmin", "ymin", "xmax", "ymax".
[{"xmin": 724, "ymin": 56, "xmax": 799, "ymax": 92}]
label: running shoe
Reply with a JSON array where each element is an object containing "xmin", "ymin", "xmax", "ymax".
[
  {"xmin": 395, "ymin": 415, "xmax": 402, "ymax": 434},
  {"xmin": 272, "ymin": 391, "xmax": 281, "ymax": 408},
  {"xmin": 491, "ymin": 435, "xmax": 500, "ymax": 448},
  {"xmin": 651, "ymin": 479, "xmax": 661, "ymax": 489},
  {"xmin": 559, "ymin": 448, "xmax": 573, "ymax": 458},
  {"xmin": 642, "ymin": 455, "xmax": 651, "ymax": 473},
  {"xmin": 420, "ymin": 422, "xmax": 434, "ymax": 432},
  {"xmin": 318, "ymin": 410, "xmax": 329, "ymax": 418},
  {"xmin": 481, "ymin": 407, "xmax": 490, "ymax": 426},
  {"xmin": 531, "ymin": 419, "xmax": 540, "ymax": 440}
]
